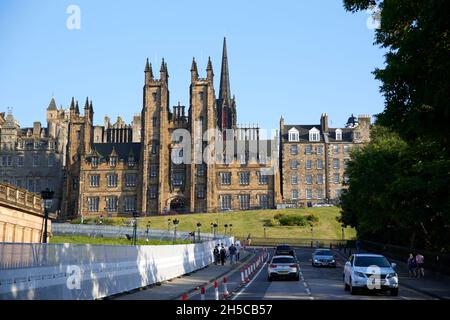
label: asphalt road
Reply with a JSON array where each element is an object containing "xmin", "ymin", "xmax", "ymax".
[{"xmin": 189, "ymin": 247, "xmax": 437, "ymax": 300}]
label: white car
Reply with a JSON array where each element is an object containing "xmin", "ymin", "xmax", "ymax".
[
  {"xmin": 268, "ymin": 255, "xmax": 300, "ymax": 281},
  {"xmin": 343, "ymin": 253, "xmax": 399, "ymax": 296}
]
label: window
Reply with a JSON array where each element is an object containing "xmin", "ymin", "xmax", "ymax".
[
  {"xmin": 317, "ymin": 159, "xmax": 323, "ymax": 170},
  {"xmin": 317, "ymin": 189, "xmax": 323, "ymax": 199},
  {"xmin": 72, "ymin": 177, "xmax": 78, "ymax": 190},
  {"xmin": 290, "ymin": 160, "xmax": 298, "ymax": 170},
  {"xmin": 239, "ymin": 194, "xmax": 250, "ymax": 210},
  {"xmin": 152, "ymin": 92, "xmax": 157, "ymax": 102},
  {"xmin": 221, "ymin": 195, "xmax": 232, "ymax": 210},
  {"xmin": 35, "ymin": 179, "xmax": 41, "ymax": 193},
  {"xmin": 171, "ymin": 172, "xmax": 183, "ymax": 186},
  {"xmin": 150, "ymin": 165, "xmax": 158, "ymax": 178},
  {"xmin": 128, "ymin": 156, "xmax": 135, "ymax": 167},
  {"xmin": 291, "ymin": 189, "xmax": 298, "ymax": 200},
  {"xmin": 317, "ymin": 145, "xmax": 323, "ymax": 155},
  {"xmin": 28, "ymin": 179, "xmax": 35, "ymax": 192},
  {"xmin": 32, "ymin": 155, "xmax": 39, "ymax": 167},
  {"xmin": 18, "ymin": 141, "xmax": 24, "ymax": 149},
  {"xmin": 344, "ymin": 174, "xmax": 349, "ymax": 184},
  {"xmin": 333, "ymin": 159, "xmax": 340, "ymax": 169},
  {"xmin": 258, "ymin": 172, "xmax": 268, "ymax": 185},
  {"xmin": 76, "ymin": 131, "xmax": 81, "ymax": 141},
  {"xmin": 109, "ymin": 156, "xmax": 117, "ymax": 167},
  {"xmin": 335, "ymin": 129, "xmax": 342, "ymax": 141},
  {"xmin": 107, "ymin": 174, "xmax": 118, "ymax": 187},
  {"xmin": 1, "ymin": 156, "xmax": 6, "ymax": 166},
  {"xmin": 333, "ymin": 173, "xmax": 340, "ymax": 184},
  {"xmin": 151, "ymin": 141, "xmax": 158, "ymax": 154},
  {"xmin": 344, "ymin": 145, "xmax": 350, "ymax": 154},
  {"xmin": 291, "ymin": 175, "xmax": 298, "ymax": 185},
  {"xmin": 89, "ymin": 175, "xmax": 100, "ymax": 187},
  {"xmin": 317, "ymin": 174, "xmax": 323, "ymax": 185},
  {"xmin": 305, "ymin": 145, "xmax": 312, "ymax": 155},
  {"xmin": 106, "ymin": 196, "xmax": 118, "ymax": 212},
  {"xmin": 87, "ymin": 197, "xmax": 99, "ymax": 212},
  {"xmin": 34, "ymin": 141, "xmax": 40, "ymax": 149},
  {"xmin": 309, "ymin": 128, "xmax": 320, "ymax": 142},
  {"xmin": 333, "ymin": 145, "xmax": 340, "ymax": 154},
  {"xmin": 259, "ymin": 194, "xmax": 269, "ymax": 209},
  {"xmin": 306, "ymin": 175, "xmax": 313, "ymax": 185},
  {"xmin": 124, "ymin": 197, "xmax": 136, "ymax": 212},
  {"xmin": 199, "ymin": 92, "xmax": 204, "ymax": 101},
  {"xmin": 16, "ymin": 179, "xmax": 23, "ymax": 188},
  {"xmin": 152, "ymin": 117, "xmax": 157, "ymax": 127},
  {"xmin": 17, "ymin": 156, "xmax": 24, "ymax": 167},
  {"xmin": 344, "ymin": 159, "xmax": 350, "ymax": 169},
  {"xmin": 239, "ymin": 172, "xmax": 250, "ymax": 185},
  {"xmin": 220, "ymin": 172, "xmax": 231, "ymax": 185},
  {"xmin": 290, "ymin": 145, "xmax": 298, "ymax": 155},
  {"xmin": 49, "ymin": 141, "xmax": 55, "ymax": 150},
  {"xmin": 288, "ymin": 128, "xmax": 299, "ymax": 142},
  {"xmin": 149, "ymin": 186, "xmax": 157, "ymax": 199},
  {"xmin": 125, "ymin": 174, "xmax": 137, "ymax": 187},
  {"xmin": 306, "ymin": 160, "xmax": 312, "ymax": 170},
  {"xmin": 197, "ymin": 185, "xmax": 205, "ymax": 199},
  {"xmin": 306, "ymin": 189, "xmax": 313, "ymax": 200},
  {"xmin": 197, "ymin": 165, "xmax": 205, "ymax": 176},
  {"xmin": 91, "ymin": 157, "xmax": 99, "ymax": 167},
  {"xmin": 48, "ymin": 154, "xmax": 55, "ymax": 167}
]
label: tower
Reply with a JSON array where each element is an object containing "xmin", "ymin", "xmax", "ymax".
[
  {"xmin": 46, "ymin": 96, "xmax": 58, "ymax": 138},
  {"xmin": 216, "ymin": 37, "xmax": 237, "ymax": 134}
]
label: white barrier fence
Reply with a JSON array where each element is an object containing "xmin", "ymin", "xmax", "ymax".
[{"xmin": 0, "ymin": 237, "xmax": 233, "ymax": 300}]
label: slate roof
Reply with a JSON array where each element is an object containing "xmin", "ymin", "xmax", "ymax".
[
  {"xmin": 282, "ymin": 125, "xmax": 354, "ymax": 143},
  {"xmin": 89, "ymin": 143, "xmax": 141, "ymax": 162}
]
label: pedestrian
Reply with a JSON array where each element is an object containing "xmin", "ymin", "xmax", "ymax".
[
  {"xmin": 235, "ymin": 242, "xmax": 241, "ymax": 261},
  {"xmin": 416, "ymin": 253, "xmax": 425, "ymax": 278},
  {"xmin": 247, "ymin": 233, "xmax": 252, "ymax": 246},
  {"xmin": 229, "ymin": 244, "xmax": 237, "ymax": 265},
  {"xmin": 407, "ymin": 253, "xmax": 417, "ymax": 278},
  {"xmin": 220, "ymin": 245, "xmax": 227, "ymax": 266},
  {"xmin": 213, "ymin": 245, "xmax": 219, "ymax": 265}
]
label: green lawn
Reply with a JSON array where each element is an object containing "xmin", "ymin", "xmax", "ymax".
[
  {"xmin": 132, "ymin": 207, "xmax": 355, "ymax": 241},
  {"xmin": 50, "ymin": 235, "xmax": 190, "ymax": 246}
]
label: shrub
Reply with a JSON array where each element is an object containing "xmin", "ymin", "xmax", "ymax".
[
  {"xmin": 274, "ymin": 213, "xmax": 286, "ymax": 220},
  {"xmin": 306, "ymin": 214, "xmax": 319, "ymax": 224},
  {"xmin": 278, "ymin": 215, "xmax": 308, "ymax": 226}
]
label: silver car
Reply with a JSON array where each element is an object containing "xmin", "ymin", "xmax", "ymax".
[
  {"xmin": 268, "ymin": 255, "xmax": 300, "ymax": 281},
  {"xmin": 312, "ymin": 249, "xmax": 337, "ymax": 267}
]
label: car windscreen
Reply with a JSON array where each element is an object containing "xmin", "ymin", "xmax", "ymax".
[
  {"xmin": 272, "ymin": 257, "xmax": 295, "ymax": 264},
  {"xmin": 315, "ymin": 250, "xmax": 333, "ymax": 256},
  {"xmin": 276, "ymin": 246, "xmax": 291, "ymax": 251},
  {"xmin": 354, "ymin": 256, "xmax": 391, "ymax": 268}
]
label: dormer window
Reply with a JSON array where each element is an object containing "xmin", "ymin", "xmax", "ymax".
[
  {"xmin": 335, "ymin": 129, "xmax": 342, "ymax": 141},
  {"xmin": 288, "ymin": 128, "xmax": 299, "ymax": 142},
  {"xmin": 109, "ymin": 156, "xmax": 117, "ymax": 167},
  {"xmin": 309, "ymin": 127, "xmax": 320, "ymax": 142},
  {"xmin": 91, "ymin": 157, "xmax": 99, "ymax": 167}
]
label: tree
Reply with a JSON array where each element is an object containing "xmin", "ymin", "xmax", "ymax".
[{"xmin": 344, "ymin": 0, "xmax": 450, "ymax": 150}]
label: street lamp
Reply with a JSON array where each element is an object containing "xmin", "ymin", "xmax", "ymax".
[
  {"xmin": 213, "ymin": 223, "xmax": 218, "ymax": 238},
  {"xmin": 132, "ymin": 211, "xmax": 140, "ymax": 245},
  {"xmin": 41, "ymin": 188, "xmax": 54, "ymax": 244},
  {"xmin": 229, "ymin": 224, "xmax": 233, "ymax": 235},
  {"xmin": 263, "ymin": 224, "xmax": 267, "ymax": 238},
  {"xmin": 196, "ymin": 222, "xmax": 202, "ymax": 243},
  {"xmin": 341, "ymin": 225, "xmax": 345, "ymax": 241},
  {"xmin": 224, "ymin": 224, "xmax": 229, "ymax": 235},
  {"xmin": 173, "ymin": 218, "xmax": 180, "ymax": 244},
  {"xmin": 168, "ymin": 218, "xmax": 172, "ymax": 232},
  {"xmin": 146, "ymin": 221, "xmax": 151, "ymax": 242},
  {"xmin": 210, "ymin": 222, "xmax": 214, "ymax": 234}
]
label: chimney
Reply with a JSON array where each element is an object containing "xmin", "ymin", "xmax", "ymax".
[
  {"xmin": 33, "ymin": 122, "xmax": 41, "ymax": 136},
  {"xmin": 320, "ymin": 113, "xmax": 329, "ymax": 133}
]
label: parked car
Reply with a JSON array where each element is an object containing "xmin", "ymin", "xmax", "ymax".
[
  {"xmin": 343, "ymin": 253, "xmax": 399, "ymax": 296},
  {"xmin": 312, "ymin": 249, "xmax": 337, "ymax": 267},
  {"xmin": 275, "ymin": 244, "xmax": 295, "ymax": 256},
  {"xmin": 268, "ymin": 255, "xmax": 300, "ymax": 281}
]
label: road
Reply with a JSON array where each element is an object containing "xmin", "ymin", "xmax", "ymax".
[{"xmin": 188, "ymin": 247, "xmax": 437, "ymax": 300}]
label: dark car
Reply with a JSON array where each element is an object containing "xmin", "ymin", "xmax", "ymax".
[
  {"xmin": 312, "ymin": 249, "xmax": 337, "ymax": 267},
  {"xmin": 275, "ymin": 244, "xmax": 295, "ymax": 256}
]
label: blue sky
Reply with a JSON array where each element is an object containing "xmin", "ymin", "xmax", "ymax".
[{"xmin": 0, "ymin": 0, "xmax": 385, "ymax": 130}]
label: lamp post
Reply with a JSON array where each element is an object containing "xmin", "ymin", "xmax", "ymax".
[
  {"xmin": 229, "ymin": 224, "xmax": 233, "ymax": 235},
  {"xmin": 213, "ymin": 223, "xmax": 218, "ymax": 238},
  {"xmin": 224, "ymin": 224, "xmax": 229, "ymax": 235},
  {"xmin": 168, "ymin": 218, "xmax": 172, "ymax": 232},
  {"xmin": 341, "ymin": 225, "xmax": 345, "ymax": 241},
  {"xmin": 173, "ymin": 218, "xmax": 180, "ymax": 244},
  {"xmin": 132, "ymin": 211, "xmax": 140, "ymax": 245},
  {"xmin": 146, "ymin": 221, "xmax": 151, "ymax": 242},
  {"xmin": 263, "ymin": 224, "xmax": 267, "ymax": 238},
  {"xmin": 41, "ymin": 188, "xmax": 54, "ymax": 244},
  {"xmin": 210, "ymin": 223, "xmax": 214, "ymax": 234},
  {"xmin": 196, "ymin": 223, "xmax": 202, "ymax": 243}
]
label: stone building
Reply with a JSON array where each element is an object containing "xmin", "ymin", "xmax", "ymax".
[
  {"xmin": 0, "ymin": 99, "xmax": 69, "ymax": 212},
  {"xmin": 279, "ymin": 113, "xmax": 371, "ymax": 207},
  {"xmin": 62, "ymin": 38, "xmax": 280, "ymax": 219}
]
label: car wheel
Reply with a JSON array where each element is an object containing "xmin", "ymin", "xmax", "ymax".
[
  {"xmin": 349, "ymin": 279, "xmax": 358, "ymax": 295},
  {"xmin": 390, "ymin": 288, "xmax": 399, "ymax": 296}
]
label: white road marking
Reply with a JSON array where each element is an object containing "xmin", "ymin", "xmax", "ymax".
[{"xmin": 231, "ymin": 259, "xmax": 268, "ymax": 300}]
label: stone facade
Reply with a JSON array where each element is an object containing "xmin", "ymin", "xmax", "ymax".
[
  {"xmin": 279, "ymin": 113, "xmax": 371, "ymax": 207},
  {"xmin": 0, "ymin": 182, "xmax": 51, "ymax": 243},
  {"xmin": 0, "ymin": 99, "xmax": 69, "ymax": 213}
]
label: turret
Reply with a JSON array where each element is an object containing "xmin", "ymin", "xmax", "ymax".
[
  {"xmin": 191, "ymin": 57, "xmax": 199, "ymax": 82},
  {"xmin": 145, "ymin": 58, "xmax": 154, "ymax": 83}
]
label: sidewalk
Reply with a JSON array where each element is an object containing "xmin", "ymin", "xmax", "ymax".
[
  {"xmin": 334, "ymin": 247, "xmax": 450, "ymax": 299},
  {"xmin": 110, "ymin": 251, "xmax": 253, "ymax": 300}
]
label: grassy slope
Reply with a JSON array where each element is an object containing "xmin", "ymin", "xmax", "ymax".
[{"xmin": 134, "ymin": 207, "xmax": 356, "ymax": 240}]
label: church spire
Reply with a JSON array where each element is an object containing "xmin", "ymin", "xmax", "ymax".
[{"xmin": 219, "ymin": 37, "xmax": 231, "ymax": 100}]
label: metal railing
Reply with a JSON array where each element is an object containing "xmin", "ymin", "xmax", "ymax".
[{"xmin": 234, "ymin": 237, "xmax": 351, "ymax": 248}]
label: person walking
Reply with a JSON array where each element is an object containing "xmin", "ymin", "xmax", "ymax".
[
  {"xmin": 220, "ymin": 245, "xmax": 227, "ymax": 266},
  {"xmin": 416, "ymin": 253, "xmax": 425, "ymax": 278},
  {"xmin": 407, "ymin": 253, "xmax": 417, "ymax": 278},
  {"xmin": 229, "ymin": 244, "xmax": 237, "ymax": 265},
  {"xmin": 247, "ymin": 233, "xmax": 252, "ymax": 246},
  {"xmin": 235, "ymin": 242, "xmax": 241, "ymax": 261},
  {"xmin": 213, "ymin": 245, "xmax": 219, "ymax": 265}
]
